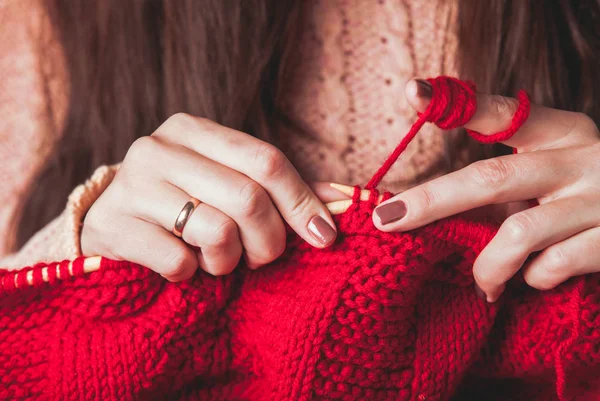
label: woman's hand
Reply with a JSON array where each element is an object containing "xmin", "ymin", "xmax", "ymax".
[
  {"xmin": 81, "ymin": 113, "xmax": 337, "ymax": 281},
  {"xmin": 373, "ymin": 79, "xmax": 600, "ymax": 302}
]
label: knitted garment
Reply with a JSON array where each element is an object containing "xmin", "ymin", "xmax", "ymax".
[{"xmin": 1, "ymin": 77, "xmax": 599, "ymax": 401}]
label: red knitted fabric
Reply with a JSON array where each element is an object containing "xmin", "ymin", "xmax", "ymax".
[{"xmin": 2, "ymin": 77, "xmax": 599, "ymax": 401}]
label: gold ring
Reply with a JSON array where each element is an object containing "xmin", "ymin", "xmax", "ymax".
[{"xmin": 172, "ymin": 197, "xmax": 201, "ymax": 238}]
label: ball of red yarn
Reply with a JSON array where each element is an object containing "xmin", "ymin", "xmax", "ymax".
[
  {"xmin": 420, "ymin": 76, "xmax": 478, "ymax": 129},
  {"xmin": 367, "ymin": 76, "xmax": 530, "ymax": 189},
  {"xmin": 0, "ymin": 77, "xmax": 596, "ymax": 401}
]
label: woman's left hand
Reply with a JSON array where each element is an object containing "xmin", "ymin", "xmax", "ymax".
[{"xmin": 373, "ymin": 79, "xmax": 600, "ymax": 302}]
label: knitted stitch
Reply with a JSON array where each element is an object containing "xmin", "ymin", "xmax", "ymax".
[{"xmin": 1, "ymin": 77, "xmax": 598, "ymax": 401}]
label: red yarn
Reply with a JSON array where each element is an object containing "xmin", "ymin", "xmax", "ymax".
[
  {"xmin": 1, "ymin": 77, "xmax": 596, "ymax": 401},
  {"xmin": 366, "ymin": 76, "xmax": 531, "ymax": 189},
  {"xmin": 466, "ymin": 90, "xmax": 531, "ymax": 144}
]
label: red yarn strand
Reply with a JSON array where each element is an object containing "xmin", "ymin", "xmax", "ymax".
[
  {"xmin": 466, "ymin": 90, "xmax": 531, "ymax": 143},
  {"xmin": 366, "ymin": 76, "xmax": 530, "ymax": 190},
  {"xmin": 366, "ymin": 115, "xmax": 428, "ymax": 189}
]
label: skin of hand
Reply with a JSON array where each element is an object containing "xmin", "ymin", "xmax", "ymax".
[
  {"xmin": 373, "ymin": 79, "xmax": 600, "ymax": 303},
  {"xmin": 81, "ymin": 113, "xmax": 338, "ymax": 281}
]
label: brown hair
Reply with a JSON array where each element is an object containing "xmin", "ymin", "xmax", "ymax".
[{"xmin": 14, "ymin": 0, "xmax": 600, "ymax": 249}]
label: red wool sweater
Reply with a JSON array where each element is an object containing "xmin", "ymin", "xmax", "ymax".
[{"xmin": 1, "ymin": 77, "xmax": 599, "ymax": 401}]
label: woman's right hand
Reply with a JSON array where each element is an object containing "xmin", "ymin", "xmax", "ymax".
[{"xmin": 81, "ymin": 113, "xmax": 338, "ymax": 281}]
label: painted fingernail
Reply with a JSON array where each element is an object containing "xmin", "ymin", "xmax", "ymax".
[
  {"xmin": 308, "ymin": 216, "xmax": 337, "ymax": 246},
  {"xmin": 415, "ymin": 79, "xmax": 432, "ymax": 98},
  {"xmin": 375, "ymin": 201, "xmax": 407, "ymax": 225},
  {"xmin": 474, "ymin": 283, "xmax": 487, "ymax": 301}
]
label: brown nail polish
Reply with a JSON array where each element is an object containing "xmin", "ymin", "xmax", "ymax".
[
  {"xmin": 416, "ymin": 79, "xmax": 432, "ymax": 98},
  {"xmin": 308, "ymin": 216, "xmax": 337, "ymax": 246},
  {"xmin": 374, "ymin": 201, "xmax": 407, "ymax": 225},
  {"xmin": 474, "ymin": 283, "xmax": 486, "ymax": 300}
]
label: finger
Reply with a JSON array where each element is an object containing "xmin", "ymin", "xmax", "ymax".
[
  {"xmin": 130, "ymin": 181, "xmax": 243, "ymax": 275},
  {"xmin": 105, "ymin": 216, "xmax": 198, "ymax": 282},
  {"xmin": 181, "ymin": 203, "xmax": 243, "ymax": 276},
  {"xmin": 523, "ymin": 225, "xmax": 600, "ymax": 291},
  {"xmin": 473, "ymin": 196, "xmax": 598, "ymax": 302},
  {"xmin": 154, "ymin": 114, "xmax": 337, "ymax": 248},
  {"xmin": 133, "ymin": 138, "xmax": 286, "ymax": 268},
  {"xmin": 373, "ymin": 150, "xmax": 569, "ymax": 232},
  {"xmin": 406, "ymin": 79, "xmax": 599, "ymax": 151}
]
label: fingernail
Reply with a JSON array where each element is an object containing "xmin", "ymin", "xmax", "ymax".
[
  {"xmin": 474, "ymin": 283, "xmax": 486, "ymax": 300},
  {"xmin": 307, "ymin": 216, "xmax": 337, "ymax": 246},
  {"xmin": 374, "ymin": 201, "xmax": 407, "ymax": 225},
  {"xmin": 415, "ymin": 79, "xmax": 432, "ymax": 98}
]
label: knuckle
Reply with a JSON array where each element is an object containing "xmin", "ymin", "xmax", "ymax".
[
  {"xmin": 470, "ymin": 158, "xmax": 513, "ymax": 191},
  {"xmin": 502, "ymin": 213, "xmax": 534, "ymax": 246},
  {"xmin": 541, "ymin": 247, "xmax": 570, "ymax": 278},
  {"xmin": 489, "ymin": 95, "xmax": 519, "ymax": 119},
  {"xmin": 238, "ymin": 181, "xmax": 269, "ymax": 218},
  {"xmin": 287, "ymin": 189, "xmax": 313, "ymax": 221},
  {"xmin": 161, "ymin": 247, "xmax": 194, "ymax": 279},
  {"xmin": 126, "ymin": 136, "xmax": 161, "ymax": 164},
  {"xmin": 210, "ymin": 219, "xmax": 239, "ymax": 249},
  {"xmin": 165, "ymin": 112, "xmax": 198, "ymax": 128},
  {"xmin": 261, "ymin": 239, "xmax": 286, "ymax": 263},
  {"xmin": 416, "ymin": 185, "xmax": 438, "ymax": 210},
  {"xmin": 159, "ymin": 113, "xmax": 213, "ymax": 138},
  {"xmin": 254, "ymin": 144, "xmax": 288, "ymax": 180}
]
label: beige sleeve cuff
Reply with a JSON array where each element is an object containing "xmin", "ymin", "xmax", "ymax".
[{"xmin": 0, "ymin": 164, "xmax": 120, "ymax": 270}]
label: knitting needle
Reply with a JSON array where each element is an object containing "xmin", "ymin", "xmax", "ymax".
[
  {"xmin": 23, "ymin": 194, "xmax": 353, "ymax": 281},
  {"xmin": 54, "ymin": 193, "xmax": 358, "ymax": 277},
  {"xmin": 328, "ymin": 183, "xmax": 384, "ymax": 203},
  {"xmin": 324, "ymin": 183, "xmax": 386, "ymax": 215},
  {"xmin": 19, "ymin": 256, "xmax": 102, "ymax": 287},
  {"xmin": 19, "ymin": 184, "xmax": 380, "ymax": 285},
  {"xmin": 18, "ymin": 201, "xmax": 354, "ymax": 286},
  {"xmin": 325, "ymin": 199, "xmax": 354, "ymax": 215}
]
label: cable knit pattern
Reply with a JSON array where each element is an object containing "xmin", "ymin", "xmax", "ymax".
[
  {"xmin": 1, "ymin": 203, "xmax": 599, "ymax": 401},
  {"xmin": 279, "ymin": 0, "xmax": 464, "ymax": 192}
]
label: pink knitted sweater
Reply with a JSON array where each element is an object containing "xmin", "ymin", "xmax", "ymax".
[{"xmin": 0, "ymin": 0, "xmax": 464, "ymax": 268}]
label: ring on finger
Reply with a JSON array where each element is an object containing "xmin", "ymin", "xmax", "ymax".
[{"xmin": 172, "ymin": 197, "xmax": 201, "ymax": 238}]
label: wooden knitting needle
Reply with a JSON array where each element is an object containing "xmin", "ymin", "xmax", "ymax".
[
  {"xmin": 18, "ymin": 256, "xmax": 102, "ymax": 287},
  {"xmin": 18, "ymin": 184, "xmax": 380, "ymax": 285},
  {"xmin": 325, "ymin": 199, "xmax": 354, "ymax": 215},
  {"xmin": 325, "ymin": 183, "xmax": 384, "ymax": 214}
]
